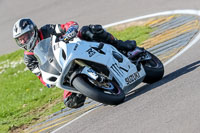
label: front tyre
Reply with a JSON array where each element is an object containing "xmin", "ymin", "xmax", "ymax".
[
  {"xmin": 142, "ymin": 52, "xmax": 164, "ymax": 84},
  {"xmin": 72, "ymin": 75, "xmax": 125, "ymax": 105}
]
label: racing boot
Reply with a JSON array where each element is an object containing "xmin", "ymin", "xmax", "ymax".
[
  {"xmin": 63, "ymin": 91, "xmax": 86, "ymax": 108},
  {"xmin": 113, "ymin": 39, "xmax": 137, "ymax": 52}
]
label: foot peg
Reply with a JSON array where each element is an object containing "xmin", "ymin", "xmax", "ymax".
[{"xmin": 127, "ymin": 47, "xmax": 144, "ymax": 59}]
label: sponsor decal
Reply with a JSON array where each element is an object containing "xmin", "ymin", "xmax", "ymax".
[
  {"xmin": 74, "ymin": 43, "xmax": 79, "ymax": 51},
  {"xmin": 110, "ymin": 63, "xmax": 124, "ymax": 77},
  {"xmin": 110, "ymin": 63, "xmax": 130, "ymax": 76},
  {"xmin": 125, "ymin": 72, "xmax": 140, "ymax": 85},
  {"xmin": 86, "ymin": 48, "xmax": 96, "ymax": 57},
  {"xmin": 53, "ymin": 43, "xmax": 60, "ymax": 50}
]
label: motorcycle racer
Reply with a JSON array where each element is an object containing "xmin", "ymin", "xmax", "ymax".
[{"xmin": 12, "ymin": 18, "xmax": 139, "ymax": 108}]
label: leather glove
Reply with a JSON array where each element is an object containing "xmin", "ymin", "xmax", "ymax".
[{"xmin": 62, "ymin": 26, "xmax": 78, "ymax": 42}]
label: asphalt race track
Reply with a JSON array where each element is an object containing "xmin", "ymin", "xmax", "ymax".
[{"xmin": 1, "ymin": 0, "xmax": 200, "ymax": 133}]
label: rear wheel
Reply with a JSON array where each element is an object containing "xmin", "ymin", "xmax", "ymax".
[
  {"xmin": 72, "ymin": 75, "xmax": 125, "ymax": 105},
  {"xmin": 142, "ymin": 52, "xmax": 164, "ymax": 84}
]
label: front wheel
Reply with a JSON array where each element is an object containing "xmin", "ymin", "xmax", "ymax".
[
  {"xmin": 72, "ymin": 75, "xmax": 125, "ymax": 105},
  {"xmin": 142, "ymin": 51, "xmax": 164, "ymax": 84}
]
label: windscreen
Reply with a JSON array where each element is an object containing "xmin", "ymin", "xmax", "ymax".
[
  {"xmin": 34, "ymin": 38, "xmax": 51, "ymax": 65},
  {"xmin": 33, "ymin": 37, "xmax": 62, "ymax": 76}
]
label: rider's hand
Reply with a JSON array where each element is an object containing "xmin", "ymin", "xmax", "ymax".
[{"xmin": 62, "ymin": 26, "xmax": 78, "ymax": 42}]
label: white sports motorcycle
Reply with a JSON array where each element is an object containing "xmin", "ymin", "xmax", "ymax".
[{"xmin": 34, "ymin": 35, "xmax": 164, "ymax": 105}]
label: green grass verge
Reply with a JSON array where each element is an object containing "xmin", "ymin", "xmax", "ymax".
[
  {"xmin": 0, "ymin": 25, "xmax": 153, "ymax": 132},
  {"xmin": 0, "ymin": 50, "xmax": 64, "ymax": 132},
  {"xmin": 107, "ymin": 25, "xmax": 153, "ymax": 45}
]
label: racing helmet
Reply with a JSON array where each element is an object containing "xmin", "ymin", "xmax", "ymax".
[{"xmin": 13, "ymin": 18, "xmax": 38, "ymax": 51}]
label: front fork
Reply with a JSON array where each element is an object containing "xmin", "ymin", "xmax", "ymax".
[
  {"xmin": 73, "ymin": 60, "xmax": 109, "ymax": 84},
  {"xmin": 70, "ymin": 60, "xmax": 101, "ymax": 84}
]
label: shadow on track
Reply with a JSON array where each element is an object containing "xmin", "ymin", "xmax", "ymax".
[{"xmin": 124, "ymin": 60, "xmax": 200, "ymax": 102}]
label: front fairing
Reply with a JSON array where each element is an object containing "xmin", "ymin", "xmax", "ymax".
[
  {"xmin": 55, "ymin": 38, "xmax": 146, "ymax": 91},
  {"xmin": 34, "ymin": 36, "xmax": 146, "ymax": 93}
]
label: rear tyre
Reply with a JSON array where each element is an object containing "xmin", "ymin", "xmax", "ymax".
[
  {"xmin": 72, "ymin": 75, "xmax": 125, "ymax": 105},
  {"xmin": 142, "ymin": 52, "xmax": 164, "ymax": 84}
]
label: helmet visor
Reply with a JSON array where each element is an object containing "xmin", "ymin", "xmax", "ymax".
[{"xmin": 15, "ymin": 30, "xmax": 34, "ymax": 49}]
